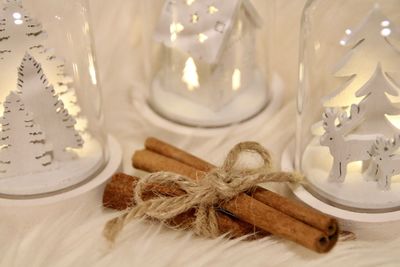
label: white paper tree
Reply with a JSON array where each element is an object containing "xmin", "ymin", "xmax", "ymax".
[
  {"xmin": 0, "ymin": 0, "xmax": 80, "ymax": 116},
  {"xmin": 320, "ymin": 7, "xmax": 400, "ymax": 186},
  {"xmin": 18, "ymin": 53, "xmax": 83, "ymax": 160},
  {"xmin": 324, "ymin": 7, "xmax": 400, "ymax": 107},
  {"xmin": 0, "ymin": 92, "xmax": 53, "ymax": 176}
]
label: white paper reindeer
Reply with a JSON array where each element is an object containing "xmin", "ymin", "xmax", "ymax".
[
  {"xmin": 321, "ymin": 105, "xmax": 378, "ymax": 182},
  {"xmin": 0, "ymin": 92, "xmax": 53, "ymax": 176},
  {"xmin": 371, "ymin": 135, "xmax": 400, "ymax": 191},
  {"xmin": 18, "ymin": 53, "xmax": 83, "ymax": 160}
]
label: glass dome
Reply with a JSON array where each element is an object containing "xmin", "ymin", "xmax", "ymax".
[
  {"xmin": 0, "ymin": 0, "xmax": 107, "ymax": 197},
  {"xmin": 296, "ymin": 0, "xmax": 400, "ymax": 211},
  {"xmin": 140, "ymin": 0, "xmax": 273, "ymax": 127}
]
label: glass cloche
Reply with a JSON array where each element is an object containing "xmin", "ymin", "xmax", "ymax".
[
  {"xmin": 0, "ymin": 0, "xmax": 111, "ymax": 197},
  {"xmin": 296, "ymin": 0, "xmax": 400, "ymax": 212},
  {"xmin": 140, "ymin": 0, "xmax": 274, "ymax": 127}
]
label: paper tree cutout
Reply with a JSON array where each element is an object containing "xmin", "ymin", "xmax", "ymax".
[
  {"xmin": 354, "ymin": 64, "xmax": 400, "ymax": 136},
  {"xmin": 319, "ymin": 7, "xmax": 400, "ymax": 188},
  {"xmin": 0, "ymin": 92, "xmax": 53, "ymax": 176},
  {"xmin": 154, "ymin": 0, "xmax": 261, "ymax": 64},
  {"xmin": 321, "ymin": 105, "xmax": 377, "ymax": 182},
  {"xmin": 0, "ymin": 0, "xmax": 80, "ymax": 116},
  {"xmin": 18, "ymin": 54, "xmax": 83, "ymax": 160},
  {"xmin": 370, "ymin": 136, "xmax": 400, "ymax": 190},
  {"xmin": 324, "ymin": 7, "xmax": 400, "ymax": 107}
]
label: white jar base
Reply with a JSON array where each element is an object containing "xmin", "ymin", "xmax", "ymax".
[
  {"xmin": 0, "ymin": 135, "xmax": 121, "ymax": 208},
  {"xmin": 282, "ymin": 141, "xmax": 400, "ymax": 240},
  {"xmin": 132, "ymin": 73, "xmax": 283, "ymax": 136}
]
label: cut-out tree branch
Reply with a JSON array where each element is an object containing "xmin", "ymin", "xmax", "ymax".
[
  {"xmin": 18, "ymin": 53, "xmax": 83, "ymax": 161},
  {"xmin": 0, "ymin": 92, "xmax": 53, "ymax": 176},
  {"xmin": 0, "ymin": 0, "xmax": 80, "ymax": 116}
]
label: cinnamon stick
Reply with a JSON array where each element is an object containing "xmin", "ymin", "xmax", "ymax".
[
  {"xmin": 132, "ymin": 149, "xmax": 335, "ymax": 253},
  {"xmin": 145, "ymin": 137, "xmax": 338, "ymax": 237},
  {"xmin": 103, "ymin": 173, "xmax": 266, "ymax": 239}
]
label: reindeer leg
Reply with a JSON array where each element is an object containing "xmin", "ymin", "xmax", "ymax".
[
  {"xmin": 329, "ymin": 160, "xmax": 346, "ymax": 182},
  {"xmin": 378, "ymin": 174, "xmax": 391, "ymax": 191},
  {"xmin": 364, "ymin": 161, "xmax": 378, "ymax": 181}
]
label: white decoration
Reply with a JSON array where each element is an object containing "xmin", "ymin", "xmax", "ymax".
[
  {"xmin": 0, "ymin": 92, "xmax": 53, "ymax": 177},
  {"xmin": 324, "ymin": 7, "xmax": 400, "ymax": 107},
  {"xmin": 154, "ymin": 0, "xmax": 261, "ymax": 64},
  {"xmin": 18, "ymin": 53, "xmax": 83, "ymax": 161},
  {"xmin": 0, "ymin": 0, "xmax": 80, "ymax": 116},
  {"xmin": 371, "ymin": 135, "xmax": 400, "ymax": 191},
  {"xmin": 320, "ymin": 105, "xmax": 377, "ymax": 182},
  {"xmin": 354, "ymin": 64, "xmax": 400, "ymax": 136}
]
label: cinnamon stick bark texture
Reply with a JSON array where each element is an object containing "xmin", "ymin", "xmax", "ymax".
[
  {"xmin": 103, "ymin": 173, "xmax": 266, "ymax": 239},
  {"xmin": 145, "ymin": 137, "xmax": 338, "ymax": 237},
  {"xmin": 132, "ymin": 149, "xmax": 336, "ymax": 253}
]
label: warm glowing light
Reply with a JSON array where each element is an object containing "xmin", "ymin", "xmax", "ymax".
[
  {"xmin": 208, "ymin": 5, "xmax": 219, "ymax": 14},
  {"xmin": 191, "ymin": 13, "xmax": 199, "ymax": 24},
  {"xmin": 14, "ymin": 19, "xmax": 23, "ymax": 25},
  {"xmin": 88, "ymin": 54, "xmax": 97, "ymax": 85},
  {"xmin": 198, "ymin": 33, "xmax": 208, "ymax": 43},
  {"xmin": 232, "ymin": 69, "xmax": 241, "ymax": 91},
  {"xmin": 182, "ymin": 57, "xmax": 199, "ymax": 91},
  {"xmin": 381, "ymin": 20, "xmax": 390, "ymax": 27},
  {"xmin": 170, "ymin": 22, "xmax": 184, "ymax": 42},
  {"xmin": 345, "ymin": 29, "xmax": 352, "ymax": 35},
  {"xmin": 347, "ymin": 161, "xmax": 362, "ymax": 172},
  {"xmin": 186, "ymin": 0, "xmax": 195, "ymax": 5},
  {"xmin": 12, "ymin": 12, "xmax": 21, "ymax": 19},
  {"xmin": 340, "ymin": 40, "xmax": 347, "ymax": 46},
  {"xmin": 381, "ymin": 28, "xmax": 392, "ymax": 37}
]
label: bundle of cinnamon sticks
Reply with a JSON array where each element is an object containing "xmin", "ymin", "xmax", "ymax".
[{"xmin": 103, "ymin": 137, "xmax": 338, "ymax": 253}]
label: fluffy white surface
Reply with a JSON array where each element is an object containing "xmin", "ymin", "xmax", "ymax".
[{"xmin": 2, "ymin": 1, "xmax": 400, "ymax": 266}]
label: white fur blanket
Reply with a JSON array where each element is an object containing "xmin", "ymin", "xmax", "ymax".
[{"xmin": 1, "ymin": 1, "xmax": 399, "ymax": 266}]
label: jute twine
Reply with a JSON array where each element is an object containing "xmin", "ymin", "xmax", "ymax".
[{"xmin": 104, "ymin": 142, "xmax": 303, "ymax": 242}]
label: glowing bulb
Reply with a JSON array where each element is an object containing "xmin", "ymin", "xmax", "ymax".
[
  {"xmin": 170, "ymin": 22, "xmax": 184, "ymax": 42},
  {"xmin": 381, "ymin": 20, "xmax": 390, "ymax": 27},
  {"xmin": 198, "ymin": 33, "xmax": 208, "ymax": 43},
  {"xmin": 345, "ymin": 29, "xmax": 352, "ymax": 35},
  {"xmin": 340, "ymin": 40, "xmax": 346, "ymax": 46},
  {"xmin": 182, "ymin": 57, "xmax": 199, "ymax": 91},
  {"xmin": 186, "ymin": 0, "xmax": 195, "ymax": 5},
  {"xmin": 14, "ymin": 19, "xmax": 23, "ymax": 25},
  {"xmin": 381, "ymin": 28, "xmax": 391, "ymax": 37},
  {"xmin": 232, "ymin": 69, "xmax": 241, "ymax": 91},
  {"xmin": 12, "ymin": 12, "xmax": 21, "ymax": 19},
  {"xmin": 208, "ymin": 5, "xmax": 219, "ymax": 14}
]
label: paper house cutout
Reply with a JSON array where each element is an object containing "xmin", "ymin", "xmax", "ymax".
[{"xmin": 154, "ymin": 0, "xmax": 262, "ymax": 64}]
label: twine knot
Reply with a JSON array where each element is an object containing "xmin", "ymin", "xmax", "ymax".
[{"xmin": 104, "ymin": 142, "xmax": 303, "ymax": 242}]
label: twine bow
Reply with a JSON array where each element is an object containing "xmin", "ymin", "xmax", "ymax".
[{"xmin": 104, "ymin": 142, "xmax": 303, "ymax": 242}]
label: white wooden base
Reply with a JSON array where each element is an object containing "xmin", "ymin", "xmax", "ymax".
[
  {"xmin": 0, "ymin": 135, "xmax": 121, "ymax": 206},
  {"xmin": 132, "ymin": 73, "xmax": 283, "ymax": 137},
  {"xmin": 282, "ymin": 141, "xmax": 400, "ymax": 240},
  {"xmin": 302, "ymin": 137, "xmax": 400, "ymax": 211},
  {"xmin": 149, "ymin": 70, "xmax": 269, "ymax": 128}
]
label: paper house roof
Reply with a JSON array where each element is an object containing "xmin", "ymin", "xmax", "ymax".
[{"xmin": 154, "ymin": 0, "xmax": 262, "ymax": 64}]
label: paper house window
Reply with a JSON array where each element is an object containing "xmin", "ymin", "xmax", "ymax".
[
  {"xmin": 143, "ymin": 0, "xmax": 271, "ymax": 127},
  {"xmin": 296, "ymin": 1, "xmax": 400, "ymax": 211},
  {"xmin": 0, "ymin": 0, "xmax": 107, "ymax": 196}
]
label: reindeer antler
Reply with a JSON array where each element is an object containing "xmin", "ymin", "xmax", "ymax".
[
  {"xmin": 373, "ymin": 135, "xmax": 400, "ymax": 156},
  {"xmin": 337, "ymin": 104, "xmax": 363, "ymax": 134},
  {"xmin": 322, "ymin": 108, "xmax": 338, "ymax": 132}
]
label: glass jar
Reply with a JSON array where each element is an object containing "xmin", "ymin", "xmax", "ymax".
[
  {"xmin": 141, "ymin": 0, "xmax": 273, "ymax": 127},
  {"xmin": 296, "ymin": 0, "xmax": 400, "ymax": 211},
  {"xmin": 0, "ymin": 0, "xmax": 109, "ymax": 197}
]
